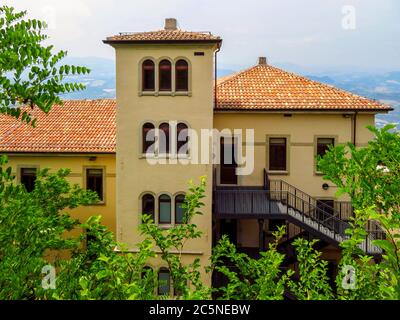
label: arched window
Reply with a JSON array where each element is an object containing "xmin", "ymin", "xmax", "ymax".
[
  {"xmin": 159, "ymin": 60, "xmax": 172, "ymax": 91},
  {"xmin": 142, "ymin": 194, "xmax": 155, "ymax": 222},
  {"xmin": 142, "ymin": 122, "xmax": 155, "ymax": 154},
  {"xmin": 158, "ymin": 194, "xmax": 171, "ymax": 224},
  {"xmin": 177, "ymin": 123, "xmax": 189, "ymax": 155},
  {"xmin": 158, "ymin": 268, "xmax": 170, "ymax": 295},
  {"xmin": 175, "ymin": 194, "xmax": 186, "ymax": 224},
  {"xmin": 175, "ymin": 59, "xmax": 189, "ymax": 91},
  {"xmin": 142, "ymin": 60, "xmax": 155, "ymax": 91},
  {"xmin": 159, "ymin": 122, "xmax": 170, "ymax": 154}
]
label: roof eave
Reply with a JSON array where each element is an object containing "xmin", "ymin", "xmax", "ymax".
[
  {"xmin": 103, "ymin": 39, "xmax": 222, "ymax": 45},
  {"xmin": 214, "ymin": 107, "xmax": 393, "ymax": 113}
]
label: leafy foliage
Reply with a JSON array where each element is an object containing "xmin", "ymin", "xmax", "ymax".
[
  {"xmin": 51, "ymin": 216, "xmax": 156, "ymax": 300},
  {"xmin": 211, "ymin": 226, "xmax": 291, "ymax": 300},
  {"xmin": 0, "ymin": 156, "xmax": 97, "ymax": 299},
  {"xmin": 0, "ymin": 6, "xmax": 90, "ymax": 125},
  {"xmin": 139, "ymin": 177, "xmax": 211, "ymax": 299},
  {"xmin": 287, "ymin": 238, "xmax": 333, "ymax": 300},
  {"xmin": 319, "ymin": 124, "xmax": 400, "ymax": 300}
]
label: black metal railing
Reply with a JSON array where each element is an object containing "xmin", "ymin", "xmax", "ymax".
[
  {"xmin": 213, "ymin": 170, "xmax": 385, "ymax": 254},
  {"xmin": 214, "ymin": 189, "xmax": 351, "ymax": 240}
]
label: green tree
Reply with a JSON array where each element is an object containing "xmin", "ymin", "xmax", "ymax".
[
  {"xmin": 0, "ymin": 156, "xmax": 97, "ymax": 299},
  {"xmin": 319, "ymin": 124, "xmax": 400, "ymax": 300},
  {"xmin": 287, "ymin": 238, "xmax": 333, "ymax": 300},
  {"xmin": 52, "ymin": 216, "xmax": 156, "ymax": 300},
  {"xmin": 211, "ymin": 227, "xmax": 291, "ymax": 300},
  {"xmin": 0, "ymin": 6, "xmax": 90, "ymax": 125}
]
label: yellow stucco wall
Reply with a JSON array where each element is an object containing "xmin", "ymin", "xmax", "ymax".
[
  {"xmin": 112, "ymin": 43, "xmax": 218, "ymax": 283},
  {"xmin": 214, "ymin": 112, "xmax": 375, "ymax": 197},
  {"xmin": 214, "ymin": 112, "xmax": 376, "ymax": 250},
  {"xmin": 4, "ymin": 154, "xmax": 116, "ymax": 235}
]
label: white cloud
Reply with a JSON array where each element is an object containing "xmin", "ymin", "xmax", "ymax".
[
  {"xmin": 374, "ymin": 86, "xmax": 392, "ymax": 94},
  {"xmin": 90, "ymin": 80, "xmax": 106, "ymax": 87},
  {"xmin": 386, "ymin": 80, "xmax": 400, "ymax": 85}
]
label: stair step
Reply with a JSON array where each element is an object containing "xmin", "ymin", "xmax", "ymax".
[{"xmin": 282, "ymin": 203, "xmax": 381, "ymax": 254}]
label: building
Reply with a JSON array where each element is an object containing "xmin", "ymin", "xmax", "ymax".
[{"xmin": 0, "ymin": 19, "xmax": 392, "ymax": 293}]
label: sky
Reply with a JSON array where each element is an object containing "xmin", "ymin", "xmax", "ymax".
[{"xmin": 3, "ymin": 0, "xmax": 400, "ymax": 72}]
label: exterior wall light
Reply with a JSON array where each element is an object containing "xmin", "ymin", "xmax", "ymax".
[{"xmin": 322, "ymin": 183, "xmax": 329, "ymax": 190}]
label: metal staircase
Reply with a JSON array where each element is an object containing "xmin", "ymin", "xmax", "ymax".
[
  {"xmin": 213, "ymin": 170, "xmax": 385, "ymax": 256},
  {"xmin": 265, "ymin": 170, "xmax": 384, "ymax": 255}
]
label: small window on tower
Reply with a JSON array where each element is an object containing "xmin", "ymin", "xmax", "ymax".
[
  {"xmin": 177, "ymin": 123, "xmax": 189, "ymax": 155},
  {"xmin": 175, "ymin": 59, "xmax": 189, "ymax": 91},
  {"xmin": 159, "ymin": 60, "xmax": 172, "ymax": 91},
  {"xmin": 142, "ymin": 122, "xmax": 156, "ymax": 154},
  {"xmin": 142, "ymin": 59, "xmax": 155, "ymax": 91}
]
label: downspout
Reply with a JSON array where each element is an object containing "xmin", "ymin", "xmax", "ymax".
[
  {"xmin": 353, "ymin": 112, "xmax": 358, "ymax": 146},
  {"xmin": 214, "ymin": 44, "xmax": 221, "ymax": 109}
]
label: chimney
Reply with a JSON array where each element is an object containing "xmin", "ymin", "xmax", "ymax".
[
  {"xmin": 258, "ymin": 57, "xmax": 267, "ymax": 65},
  {"xmin": 164, "ymin": 18, "xmax": 178, "ymax": 30}
]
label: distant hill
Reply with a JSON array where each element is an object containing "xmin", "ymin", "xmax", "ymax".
[{"xmin": 62, "ymin": 57, "xmax": 400, "ymax": 129}]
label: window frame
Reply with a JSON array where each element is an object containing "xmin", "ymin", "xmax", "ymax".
[
  {"xmin": 142, "ymin": 122, "xmax": 156, "ymax": 155},
  {"xmin": 84, "ymin": 166, "xmax": 106, "ymax": 204},
  {"xmin": 158, "ymin": 194, "xmax": 172, "ymax": 225},
  {"xmin": 142, "ymin": 59, "xmax": 156, "ymax": 92},
  {"xmin": 158, "ymin": 122, "xmax": 171, "ymax": 155},
  {"xmin": 19, "ymin": 166, "xmax": 38, "ymax": 193},
  {"xmin": 314, "ymin": 135, "xmax": 337, "ymax": 175},
  {"xmin": 266, "ymin": 135, "xmax": 290, "ymax": 174},
  {"xmin": 142, "ymin": 193, "xmax": 156, "ymax": 223},
  {"xmin": 158, "ymin": 59, "xmax": 172, "ymax": 92},
  {"xmin": 175, "ymin": 59, "xmax": 189, "ymax": 92},
  {"xmin": 139, "ymin": 57, "xmax": 191, "ymax": 96},
  {"xmin": 157, "ymin": 268, "xmax": 171, "ymax": 296},
  {"xmin": 174, "ymin": 194, "xmax": 186, "ymax": 224},
  {"xmin": 176, "ymin": 122, "xmax": 189, "ymax": 156}
]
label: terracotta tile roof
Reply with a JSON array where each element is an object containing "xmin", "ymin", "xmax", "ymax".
[
  {"xmin": 0, "ymin": 99, "xmax": 116, "ymax": 153},
  {"xmin": 216, "ymin": 64, "xmax": 392, "ymax": 111},
  {"xmin": 104, "ymin": 30, "xmax": 221, "ymax": 43}
]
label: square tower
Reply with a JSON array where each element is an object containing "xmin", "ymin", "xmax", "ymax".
[{"xmin": 104, "ymin": 19, "xmax": 222, "ymax": 283}]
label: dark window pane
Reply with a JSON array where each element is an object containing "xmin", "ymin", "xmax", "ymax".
[
  {"xmin": 175, "ymin": 194, "xmax": 186, "ymax": 224},
  {"xmin": 142, "ymin": 60, "xmax": 155, "ymax": 91},
  {"xmin": 317, "ymin": 138, "xmax": 335, "ymax": 157},
  {"xmin": 142, "ymin": 122, "xmax": 155, "ymax": 154},
  {"xmin": 177, "ymin": 123, "xmax": 189, "ymax": 155},
  {"xmin": 86, "ymin": 169, "xmax": 103, "ymax": 201},
  {"xmin": 142, "ymin": 194, "xmax": 155, "ymax": 222},
  {"xmin": 159, "ymin": 60, "xmax": 172, "ymax": 91},
  {"xmin": 20, "ymin": 168, "xmax": 37, "ymax": 192},
  {"xmin": 159, "ymin": 194, "xmax": 171, "ymax": 224},
  {"xmin": 175, "ymin": 59, "xmax": 188, "ymax": 91},
  {"xmin": 159, "ymin": 123, "xmax": 170, "ymax": 154},
  {"xmin": 158, "ymin": 269, "xmax": 170, "ymax": 295},
  {"xmin": 269, "ymin": 138, "xmax": 287, "ymax": 171},
  {"xmin": 316, "ymin": 138, "xmax": 334, "ymax": 171}
]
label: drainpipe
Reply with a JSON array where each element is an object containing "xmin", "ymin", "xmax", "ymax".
[
  {"xmin": 214, "ymin": 44, "xmax": 221, "ymax": 109},
  {"xmin": 352, "ymin": 112, "xmax": 358, "ymax": 146}
]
